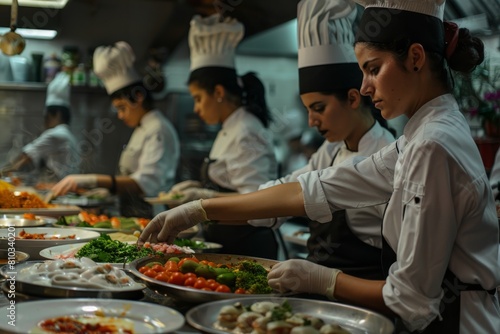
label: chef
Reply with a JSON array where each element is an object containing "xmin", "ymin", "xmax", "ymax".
[
  {"xmin": 52, "ymin": 41, "xmax": 180, "ymax": 217},
  {"xmin": 1, "ymin": 72, "xmax": 80, "ymax": 183},
  {"xmin": 165, "ymin": 14, "xmax": 279, "ymax": 259},
  {"xmin": 249, "ymin": 0, "xmax": 395, "ymax": 279}
]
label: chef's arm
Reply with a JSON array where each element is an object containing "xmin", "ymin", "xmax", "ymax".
[
  {"xmin": 202, "ymin": 182, "xmax": 306, "ymax": 221},
  {"xmin": 96, "ymin": 175, "xmax": 144, "ymax": 195},
  {"xmin": 0, "ymin": 153, "xmax": 34, "ymax": 174},
  {"xmin": 335, "ymin": 274, "xmax": 394, "ymax": 316}
]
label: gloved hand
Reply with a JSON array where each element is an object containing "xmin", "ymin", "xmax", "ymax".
[
  {"xmin": 138, "ymin": 200, "xmax": 209, "ymax": 244},
  {"xmin": 51, "ymin": 174, "xmax": 98, "ymax": 197},
  {"xmin": 171, "ymin": 180, "xmax": 202, "ymax": 193},
  {"xmin": 267, "ymin": 259, "xmax": 342, "ymax": 300},
  {"xmin": 160, "ymin": 187, "xmax": 217, "ymax": 208}
]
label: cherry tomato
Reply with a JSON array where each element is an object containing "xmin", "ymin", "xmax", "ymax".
[
  {"xmin": 164, "ymin": 261, "xmax": 178, "ymax": 272},
  {"xmin": 168, "ymin": 272, "xmax": 186, "ymax": 286},
  {"xmin": 215, "ymin": 284, "xmax": 231, "ymax": 293},
  {"xmin": 184, "ymin": 272, "xmax": 197, "ymax": 280},
  {"xmin": 193, "ymin": 278, "xmax": 207, "ymax": 289},
  {"xmin": 155, "ymin": 272, "xmax": 171, "ymax": 282},
  {"xmin": 178, "ymin": 257, "xmax": 199, "ymax": 268},
  {"xmin": 201, "ymin": 287, "xmax": 212, "ymax": 291},
  {"xmin": 152, "ymin": 264, "xmax": 165, "ymax": 272},
  {"xmin": 144, "ymin": 269, "xmax": 157, "ymax": 278},
  {"xmin": 234, "ymin": 288, "xmax": 247, "ymax": 294},
  {"xmin": 199, "ymin": 260, "xmax": 209, "ymax": 265},
  {"xmin": 184, "ymin": 277, "xmax": 196, "ymax": 287},
  {"xmin": 139, "ymin": 266, "xmax": 149, "ymax": 274},
  {"xmin": 207, "ymin": 281, "xmax": 220, "ymax": 291}
]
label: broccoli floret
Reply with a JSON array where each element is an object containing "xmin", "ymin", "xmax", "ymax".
[{"xmin": 234, "ymin": 261, "xmax": 273, "ymax": 294}]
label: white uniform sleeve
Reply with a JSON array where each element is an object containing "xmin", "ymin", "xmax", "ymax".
[
  {"xmin": 298, "ymin": 141, "xmax": 397, "ymax": 223},
  {"xmin": 23, "ymin": 129, "xmax": 58, "ymax": 165},
  {"xmin": 489, "ymin": 148, "xmax": 500, "ymax": 199}
]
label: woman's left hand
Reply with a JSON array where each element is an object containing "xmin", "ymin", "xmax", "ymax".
[{"xmin": 268, "ymin": 259, "xmax": 341, "ymax": 299}]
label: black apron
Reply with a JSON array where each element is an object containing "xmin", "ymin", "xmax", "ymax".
[
  {"xmin": 307, "ymin": 148, "xmax": 384, "ymax": 280},
  {"xmin": 307, "ymin": 210, "xmax": 384, "ymax": 280},
  {"xmin": 381, "ymin": 236, "xmax": 496, "ymax": 333},
  {"xmin": 200, "ymin": 158, "xmax": 279, "ymax": 260}
]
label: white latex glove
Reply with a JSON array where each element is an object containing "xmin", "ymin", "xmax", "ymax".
[
  {"xmin": 171, "ymin": 180, "xmax": 202, "ymax": 193},
  {"xmin": 267, "ymin": 259, "xmax": 342, "ymax": 300},
  {"xmin": 138, "ymin": 200, "xmax": 209, "ymax": 244},
  {"xmin": 162, "ymin": 187, "xmax": 217, "ymax": 208},
  {"xmin": 51, "ymin": 174, "xmax": 98, "ymax": 197}
]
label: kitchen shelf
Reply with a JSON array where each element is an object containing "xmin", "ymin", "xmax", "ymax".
[{"xmin": 0, "ymin": 82, "xmax": 105, "ymax": 94}]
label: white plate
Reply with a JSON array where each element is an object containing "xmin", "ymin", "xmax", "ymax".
[
  {"xmin": 0, "ymin": 298, "xmax": 185, "ymax": 333},
  {"xmin": 186, "ymin": 297, "xmax": 394, "ymax": 334},
  {"xmin": 0, "ymin": 227, "xmax": 100, "ymax": 260},
  {"xmin": 0, "ymin": 214, "xmax": 56, "ymax": 227},
  {"xmin": 0, "ymin": 205, "xmax": 81, "ymax": 217},
  {"xmin": 39, "ymin": 241, "xmax": 135, "ymax": 263}
]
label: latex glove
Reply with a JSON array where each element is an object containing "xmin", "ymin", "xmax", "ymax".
[
  {"xmin": 138, "ymin": 200, "xmax": 209, "ymax": 244},
  {"xmin": 51, "ymin": 174, "xmax": 98, "ymax": 197},
  {"xmin": 163, "ymin": 187, "xmax": 217, "ymax": 208},
  {"xmin": 267, "ymin": 259, "xmax": 342, "ymax": 300},
  {"xmin": 171, "ymin": 180, "xmax": 202, "ymax": 193}
]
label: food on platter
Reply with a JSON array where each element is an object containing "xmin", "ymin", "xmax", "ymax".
[
  {"xmin": 0, "ymin": 180, "xmax": 14, "ymax": 191},
  {"xmin": 108, "ymin": 232, "xmax": 139, "ymax": 242},
  {"xmin": 55, "ymin": 211, "xmax": 149, "ymax": 231},
  {"xmin": 69, "ymin": 234, "xmax": 193, "ymax": 263},
  {"xmin": 32, "ymin": 315, "xmax": 135, "ymax": 334},
  {"xmin": 214, "ymin": 300, "xmax": 351, "ymax": 334},
  {"xmin": 17, "ymin": 229, "xmax": 76, "ymax": 240},
  {"xmin": 18, "ymin": 258, "xmax": 144, "ymax": 290},
  {"xmin": 0, "ymin": 189, "xmax": 49, "ymax": 208},
  {"xmin": 137, "ymin": 255, "xmax": 273, "ymax": 294}
]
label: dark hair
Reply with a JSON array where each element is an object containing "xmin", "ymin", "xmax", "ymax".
[
  {"xmin": 321, "ymin": 88, "xmax": 395, "ymax": 135},
  {"xmin": 188, "ymin": 68, "xmax": 272, "ymax": 127},
  {"xmin": 357, "ymin": 27, "xmax": 484, "ymax": 91},
  {"xmin": 110, "ymin": 81, "xmax": 155, "ymax": 110},
  {"xmin": 45, "ymin": 105, "xmax": 71, "ymax": 124}
]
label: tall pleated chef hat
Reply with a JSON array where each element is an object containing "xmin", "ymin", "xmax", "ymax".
[
  {"xmin": 298, "ymin": 0, "xmax": 361, "ymax": 94},
  {"xmin": 188, "ymin": 14, "xmax": 244, "ymax": 72},
  {"xmin": 93, "ymin": 41, "xmax": 141, "ymax": 95},
  {"xmin": 45, "ymin": 71, "xmax": 71, "ymax": 107},
  {"xmin": 354, "ymin": 1, "xmax": 449, "ymax": 58}
]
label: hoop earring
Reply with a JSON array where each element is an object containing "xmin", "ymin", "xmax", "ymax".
[{"xmin": 217, "ymin": 97, "xmax": 222, "ymax": 103}]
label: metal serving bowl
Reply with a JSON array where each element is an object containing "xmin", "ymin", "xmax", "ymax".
[
  {"xmin": 0, "ymin": 248, "xmax": 29, "ymax": 264},
  {"xmin": 129, "ymin": 253, "xmax": 291, "ymax": 304}
]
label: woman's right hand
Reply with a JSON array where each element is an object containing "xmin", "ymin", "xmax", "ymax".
[
  {"xmin": 138, "ymin": 200, "xmax": 209, "ymax": 245},
  {"xmin": 51, "ymin": 174, "xmax": 98, "ymax": 197},
  {"xmin": 171, "ymin": 180, "xmax": 202, "ymax": 193}
]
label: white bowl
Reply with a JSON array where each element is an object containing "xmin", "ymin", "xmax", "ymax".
[{"xmin": 0, "ymin": 227, "xmax": 100, "ymax": 260}]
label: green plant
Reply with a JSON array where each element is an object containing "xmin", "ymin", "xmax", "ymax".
[{"xmin": 453, "ymin": 59, "xmax": 500, "ymax": 128}]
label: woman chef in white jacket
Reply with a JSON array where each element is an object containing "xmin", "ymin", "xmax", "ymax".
[
  {"xmin": 164, "ymin": 14, "xmax": 279, "ymax": 259},
  {"xmin": 1, "ymin": 72, "xmax": 80, "ymax": 183},
  {"xmin": 140, "ymin": 0, "xmax": 500, "ymax": 332},
  {"xmin": 52, "ymin": 42, "xmax": 180, "ymax": 217},
  {"xmin": 250, "ymin": 0, "xmax": 395, "ymax": 280}
]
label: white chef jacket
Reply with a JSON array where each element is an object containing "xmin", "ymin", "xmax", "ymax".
[
  {"xmin": 118, "ymin": 110, "xmax": 180, "ymax": 197},
  {"xmin": 23, "ymin": 124, "xmax": 80, "ymax": 180},
  {"xmin": 489, "ymin": 148, "xmax": 500, "ymax": 199},
  {"xmin": 254, "ymin": 121, "xmax": 395, "ymax": 248},
  {"xmin": 208, "ymin": 107, "xmax": 277, "ymax": 193},
  {"xmin": 298, "ymin": 94, "xmax": 500, "ymax": 333}
]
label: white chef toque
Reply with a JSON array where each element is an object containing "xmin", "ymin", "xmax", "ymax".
[
  {"xmin": 354, "ymin": 0, "xmax": 450, "ymax": 58},
  {"xmin": 297, "ymin": 0, "xmax": 361, "ymax": 94},
  {"xmin": 93, "ymin": 41, "xmax": 141, "ymax": 95},
  {"xmin": 188, "ymin": 14, "xmax": 244, "ymax": 72},
  {"xmin": 45, "ymin": 71, "xmax": 71, "ymax": 107}
]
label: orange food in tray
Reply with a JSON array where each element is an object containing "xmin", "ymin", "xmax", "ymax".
[{"xmin": 0, "ymin": 189, "xmax": 49, "ymax": 209}]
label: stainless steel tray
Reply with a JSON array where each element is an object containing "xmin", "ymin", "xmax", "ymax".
[
  {"xmin": 186, "ymin": 297, "xmax": 395, "ymax": 334},
  {"xmin": 129, "ymin": 253, "xmax": 293, "ymax": 304},
  {"xmin": 0, "ymin": 214, "xmax": 56, "ymax": 227},
  {"xmin": 0, "ymin": 261, "xmax": 145, "ymax": 299}
]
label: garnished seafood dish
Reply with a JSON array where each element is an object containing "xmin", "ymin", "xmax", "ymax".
[
  {"xmin": 17, "ymin": 229, "xmax": 75, "ymax": 240},
  {"xmin": 31, "ymin": 314, "xmax": 135, "ymax": 334},
  {"xmin": 17, "ymin": 258, "xmax": 144, "ymax": 290},
  {"xmin": 215, "ymin": 300, "xmax": 351, "ymax": 334}
]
